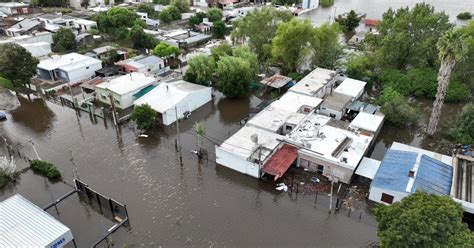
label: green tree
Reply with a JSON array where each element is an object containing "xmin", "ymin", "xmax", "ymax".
[
  {"xmin": 376, "ymin": 87, "xmax": 419, "ymax": 127},
  {"xmin": 457, "ymin": 12, "xmax": 472, "ymax": 20},
  {"xmin": 53, "ymin": 27, "xmax": 76, "ymax": 52},
  {"xmin": 95, "ymin": 7, "xmax": 138, "ymax": 36},
  {"xmin": 232, "ymin": 45, "xmax": 258, "ymax": 76},
  {"xmin": 448, "ymin": 104, "xmax": 474, "ymax": 144},
  {"xmin": 132, "ymin": 104, "xmax": 156, "ymax": 130},
  {"xmin": 375, "ymin": 191, "xmax": 474, "ymax": 247},
  {"xmin": 312, "ymin": 23, "xmax": 341, "ymax": 69},
  {"xmin": 0, "ymin": 44, "xmax": 38, "ymax": 91},
  {"xmin": 272, "ymin": 19, "xmax": 316, "ymax": 73},
  {"xmin": 128, "ymin": 25, "xmax": 158, "ymax": 49},
  {"xmin": 159, "ymin": 5, "xmax": 181, "ymax": 23},
  {"xmin": 188, "ymin": 12, "xmax": 207, "ymax": 29},
  {"xmin": 170, "ymin": 0, "xmax": 189, "ymax": 13},
  {"xmin": 212, "ymin": 20, "xmax": 227, "ymax": 39},
  {"xmin": 345, "ymin": 54, "xmax": 377, "ymax": 82},
  {"xmin": 452, "ymin": 21, "xmax": 474, "ymax": 98},
  {"xmin": 319, "ymin": 0, "xmax": 333, "ymax": 7},
  {"xmin": 427, "ymin": 28, "xmax": 468, "ymax": 136},
  {"xmin": 153, "ymin": 0, "xmax": 170, "ymax": 5},
  {"xmin": 206, "ymin": 7, "xmax": 223, "ymax": 22},
  {"xmin": 184, "ymin": 55, "xmax": 215, "ymax": 86},
  {"xmin": 366, "ymin": 3, "xmax": 452, "ymax": 69},
  {"xmin": 216, "ymin": 56, "xmax": 252, "ymax": 98},
  {"xmin": 335, "ymin": 10, "xmax": 360, "ymax": 32},
  {"xmin": 231, "ymin": 7, "xmax": 293, "ymax": 63},
  {"xmin": 153, "ymin": 42, "xmax": 181, "ymax": 58},
  {"xmin": 210, "ymin": 42, "xmax": 232, "ymax": 61}
]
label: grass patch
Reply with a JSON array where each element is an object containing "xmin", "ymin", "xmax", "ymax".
[
  {"xmin": 457, "ymin": 12, "xmax": 472, "ymax": 20},
  {"xmin": 320, "ymin": 0, "xmax": 334, "ymax": 7},
  {"xmin": 30, "ymin": 160, "xmax": 61, "ymax": 180}
]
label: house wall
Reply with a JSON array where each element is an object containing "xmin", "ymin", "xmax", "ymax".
[
  {"xmin": 37, "ymin": 68, "xmax": 53, "ymax": 81},
  {"xmin": 368, "ymin": 187, "xmax": 409, "ymax": 205},
  {"xmin": 60, "ymin": 61, "xmax": 102, "ymax": 83},
  {"xmin": 319, "ymin": 105, "xmax": 343, "ymax": 120},
  {"xmin": 161, "ymin": 88, "xmax": 212, "ymax": 125},
  {"xmin": 302, "ymin": 0, "xmax": 318, "ymax": 10},
  {"xmin": 137, "ymin": 61, "xmax": 167, "ymax": 76},
  {"xmin": 215, "ymin": 145, "xmax": 260, "ymax": 178},
  {"xmin": 299, "ymin": 151, "xmax": 353, "ymax": 183},
  {"xmin": 193, "ymin": 0, "xmax": 207, "ymax": 7}
]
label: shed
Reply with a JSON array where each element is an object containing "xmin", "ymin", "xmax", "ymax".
[
  {"xmin": 320, "ymin": 92, "xmax": 353, "ymax": 120},
  {"xmin": 355, "ymin": 157, "xmax": 381, "ymax": 179},
  {"xmin": 349, "ymin": 112, "xmax": 384, "ymax": 133},
  {"xmin": 334, "ymin": 78, "xmax": 366, "ymax": 100},
  {"xmin": 260, "ymin": 74, "xmax": 292, "ymax": 89},
  {"xmin": 0, "ymin": 194, "xmax": 75, "ymax": 248}
]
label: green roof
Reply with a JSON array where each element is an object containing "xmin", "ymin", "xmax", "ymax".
[{"xmin": 133, "ymin": 85, "xmax": 156, "ymax": 99}]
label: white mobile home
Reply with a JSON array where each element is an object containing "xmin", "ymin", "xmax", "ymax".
[
  {"xmin": 133, "ymin": 80, "xmax": 211, "ymax": 125},
  {"xmin": 37, "ymin": 53, "xmax": 102, "ymax": 83},
  {"xmin": 95, "ymin": 72, "xmax": 156, "ymax": 109}
]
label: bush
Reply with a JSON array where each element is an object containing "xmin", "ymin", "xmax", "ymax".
[
  {"xmin": 457, "ymin": 12, "xmax": 472, "ymax": 20},
  {"xmin": 159, "ymin": 5, "xmax": 181, "ymax": 23},
  {"xmin": 30, "ymin": 160, "xmax": 61, "ymax": 179},
  {"xmin": 345, "ymin": 54, "xmax": 377, "ymax": 83},
  {"xmin": 320, "ymin": 0, "xmax": 334, "ymax": 7},
  {"xmin": 448, "ymin": 104, "xmax": 474, "ymax": 144},
  {"xmin": 376, "ymin": 87, "xmax": 419, "ymax": 127},
  {"xmin": 132, "ymin": 104, "xmax": 156, "ymax": 130}
]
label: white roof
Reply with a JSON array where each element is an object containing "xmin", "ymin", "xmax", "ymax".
[
  {"xmin": 96, "ymin": 72, "xmax": 155, "ymax": 95},
  {"xmin": 38, "ymin": 52, "xmax": 101, "ymax": 71},
  {"xmin": 289, "ymin": 68, "xmax": 336, "ymax": 96},
  {"xmin": 286, "ymin": 114, "xmax": 373, "ymax": 170},
  {"xmin": 349, "ymin": 112, "xmax": 384, "ymax": 133},
  {"xmin": 391, "ymin": 142, "xmax": 453, "ymax": 166},
  {"xmin": 334, "ymin": 78, "xmax": 367, "ymax": 98},
  {"xmin": 219, "ymin": 125, "xmax": 282, "ymax": 159},
  {"xmin": 355, "ymin": 157, "xmax": 381, "ymax": 179},
  {"xmin": 133, "ymin": 80, "xmax": 210, "ymax": 113},
  {"xmin": 247, "ymin": 105, "xmax": 306, "ymax": 133},
  {"xmin": 0, "ymin": 194, "xmax": 73, "ymax": 247},
  {"xmin": 272, "ymin": 91, "xmax": 323, "ymax": 113},
  {"xmin": 74, "ymin": 18, "xmax": 97, "ymax": 26}
]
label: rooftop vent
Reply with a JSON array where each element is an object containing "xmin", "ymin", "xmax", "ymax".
[{"xmin": 408, "ymin": 170, "xmax": 415, "ymax": 178}]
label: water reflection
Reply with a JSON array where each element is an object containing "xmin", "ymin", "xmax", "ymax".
[
  {"xmin": 10, "ymin": 97, "xmax": 55, "ymax": 133},
  {"xmin": 217, "ymin": 96, "xmax": 251, "ymax": 124}
]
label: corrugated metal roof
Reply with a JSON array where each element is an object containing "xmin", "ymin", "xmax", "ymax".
[
  {"xmin": 0, "ymin": 194, "xmax": 73, "ymax": 247},
  {"xmin": 412, "ymin": 155, "xmax": 453, "ymax": 195},
  {"xmin": 371, "ymin": 149, "xmax": 417, "ymax": 192}
]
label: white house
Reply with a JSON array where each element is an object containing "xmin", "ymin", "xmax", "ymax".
[
  {"xmin": 334, "ymin": 78, "xmax": 367, "ymax": 100},
  {"xmin": 37, "ymin": 53, "xmax": 102, "ymax": 83},
  {"xmin": 95, "ymin": 72, "xmax": 156, "ymax": 109},
  {"xmin": 117, "ymin": 55, "xmax": 168, "ymax": 76},
  {"xmin": 0, "ymin": 32, "xmax": 53, "ymax": 58},
  {"xmin": 193, "ymin": 0, "xmax": 207, "ymax": 7},
  {"xmin": 133, "ymin": 80, "xmax": 212, "ymax": 125},
  {"xmin": 369, "ymin": 142, "xmax": 453, "ymax": 205},
  {"xmin": 73, "ymin": 19, "xmax": 98, "ymax": 32},
  {"xmin": 6, "ymin": 19, "xmax": 40, "ymax": 37},
  {"xmin": 289, "ymin": 68, "xmax": 341, "ymax": 98},
  {"xmin": 319, "ymin": 92, "xmax": 353, "ymax": 120}
]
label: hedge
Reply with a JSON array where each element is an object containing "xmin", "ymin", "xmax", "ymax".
[{"xmin": 30, "ymin": 160, "xmax": 61, "ymax": 179}]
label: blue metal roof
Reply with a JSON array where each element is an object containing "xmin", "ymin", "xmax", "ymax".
[
  {"xmin": 411, "ymin": 155, "xmax": 453, "ymax": 195},
  {"xmin": 371, "ymin": 149, "xmax": 453, "ymax": 196},
  {"xmin": 371, "ymin": 149, "xmax": 417, "ymax": 192}
]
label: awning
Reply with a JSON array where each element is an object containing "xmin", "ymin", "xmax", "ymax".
[
  {"xmin": 262, "ymin": 144, "xmax": 298, "ymax": 181},
  {"xmin": 355, "ymin": 157, "xmax": 381, "ymax": 179}
]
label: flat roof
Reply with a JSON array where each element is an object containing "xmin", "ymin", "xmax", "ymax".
[
  {"xmin": 260, "ymin": 74, "xmax": 292, "ymax": 89},
  {"xmin": 0, "ymin": 194, "xmax": 73, "ymax": 247},
  {"xmin": 74, "ymin": 19, "xmax": 97, "ymax": 25},
  {"xmin": 92, "ymin": 45, "xmax": 115, "ymax": 55},
  {"xmin": 0, "ymin": 2, "xmax": 29, "ymax": 7},
  {"xmin": 355, "ymin": 157, "xmax": 381, "ymax": 179},
  {"xmin": 133, "ymin": 80, "xmax": 210, "ymax": 113},
  {"xmin": 349, "ymin": 112, "xmax": 384, "ymax": 133},
  {"xmin": 286, "ymin": 114, "xmax": 373, "ymax": 170},
  {"xmin": 289, "ymin": 68, "xmax": 336, "ymax": 96},
  {"xmin": 219, "ymin": 125, "xmax": 283, "ymax": 159},
  {"xmin": 322, "ymin": 92, "xmax": 353, "ymax": 110},
  {"xmin": 247, "ymin": 104, "xmax": 306, "ymax": 133},
  {"xmin": 96, "ymin": 72, "xmax": 155, "ymax": 95},
  {"xmin": 334, "ymin": 78, "xmax": 366, "ymax": 98},
  {"xmin": 119, "ymin": 55, "xmax": 163, "ymax": 68},
  {"xmin": 273, "ymin": 91, "xmax": 323, "ymax": 113},
  {"xmin": 38, "ymin": 52, "xmax": 101, "ymax": 71}
]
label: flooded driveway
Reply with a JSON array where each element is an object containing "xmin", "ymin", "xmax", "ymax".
[{"xmin": 0, "ymin": 93, "xmax": 378, "ymax": 247}]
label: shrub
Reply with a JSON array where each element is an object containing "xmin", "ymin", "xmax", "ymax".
[
  {"xmin": 376, "ymin": 87, "xmax": 419, "ymax": 127},
  {"xmin": 159, "ymin": 5, "xmax": 181, "ymax": 23},
  {"xmin": 320, "ymin": 0, "xmax": 334, "ymax": 7},
  {"xmin": 457, "ymin": 12, "xmax": 472, "ymax": 20},
  {"xmin": 30, "ymin": 160, "xmax": 61, "ymax": 179},
  {"xmin": 448, "ymin": 104, "xmax": 474, "ymax": 145},
  {"xmin": 132, "ymin": 104, "xmax": 156, "ymax": 130}
]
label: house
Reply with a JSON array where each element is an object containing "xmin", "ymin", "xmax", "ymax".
[
  {"xmin": 0, "ymin": 194, "xmax": 75, "ymax": 247},
  {"xmin": 0, "ymin": 2, "xmax": 32, "ymax": 16},
  {"xmin": 5, "ymin": 19, "xmax": 40, "ymax": 37},
  {"xmin": 87, "ymin": 45, "xmax": 128, "ymax": 62},
  {"xmin": 37, "ymin": 53, "xmax": 103, "ymax": 83},
  {"xmin": 368, "ymin": 142, "xmax": 453, "ymax": 205},
  {"xmin": 95, "ymin": 72, "xmax": 156, "ymax": 109},
  {"xmin": 289, "ymin": 68, "xmax": 342, "ymax": 98},
  {"xmin": 319, "ymin": 92, "xmax": 353, "ymax": 120},
  {"xmin": 348, "ymin": 112, "xmax": 385, "ymax": 137},
  {"xmin": 334, "ymin": 78, "xmax": 366, "ymax": 100},
  {"xmin": 193, "ymin": 0, "xmax": 207, "ymax": 7},
  {"xmin": 0, "ymin": 31, "xmax": 53, "ymax": 58},
  {"xmin": 365, "ymin": 19, "xmax": 379, "ymax": 33},
  {"xmin": 38, "ymin": 14, "xmax": 76, "ymax": 32},
  {"xmin": 117, "ymin": 55, "xmax": 168, "ymax": 76},
  {"xmin": 157, "ymin": 29, "xmax": 212, "ymax": 49},
  {"xmin": 133, "ymin": 80, "xmax": 212, "ymax": 125},
  {"xmin": 73, "ymin": 18, "xmax": 97, "ymax": 32},
  {"xmin": 21, "ymin": 42, "xmax": 52, "ymax": 58}
]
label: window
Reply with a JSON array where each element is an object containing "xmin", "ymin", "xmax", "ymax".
[
  {"xmin": 317, "ymin": 165, "xmax": 324, "ymax": 174},
  {"xmin": 329, "ymin": 113, "xmax": 336, "ymax": 118},
  {"xmin": 381, "ymin": 193, "xmax": 394, "ymax": 204},
  {"xmin": 285, "ymin": 125, "xmax": 293, "ymax": 131}
]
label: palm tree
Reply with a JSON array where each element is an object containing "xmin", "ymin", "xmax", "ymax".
[{"xmin": 426, "ymin": 29, "xmax": 468, "ymax": 136}]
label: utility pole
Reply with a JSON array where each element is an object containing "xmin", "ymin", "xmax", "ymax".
[
  {"xmin": 175, "ymin": 106, "xmax": 183, "ymax": 165},
  {"xmin": 329, "ymin": 179, "xmax": 333, "ymax": 213},
  {"xmin": 109, "ymin": 93, "xmax": 118, "ymax": 126},
  {"xmin": 69, "ymin": 148, "xmax": 79, "ymax": 179}
]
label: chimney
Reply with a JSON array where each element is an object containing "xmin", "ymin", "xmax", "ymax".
[{"xmin": 187, "ymin": 29, "xmax": 191, "ymax": 37}]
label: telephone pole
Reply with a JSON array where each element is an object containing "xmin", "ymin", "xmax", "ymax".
[{"xmin": 175, "ymin": 106, "xmax": 183, "ymax": 165}]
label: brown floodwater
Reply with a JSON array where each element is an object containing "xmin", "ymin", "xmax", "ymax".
[{"xmin": 1, "ymin": 92, "xmax": 380, "ymax": 247}]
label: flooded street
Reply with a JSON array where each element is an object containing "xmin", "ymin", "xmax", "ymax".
[
  {"xmin": 302, "ymin": 0, "xmax": 474, "ymax": 26},
  {"xmin": 0, "ymin": 93, "xmax": 378, "ymax": 247}
]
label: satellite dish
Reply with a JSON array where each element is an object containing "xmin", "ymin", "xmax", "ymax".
[{"xmin": 250, "ymin": 134, "xmax": 258, "ymax": 144}]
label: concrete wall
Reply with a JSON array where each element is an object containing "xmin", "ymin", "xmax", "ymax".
[
  {"xmin": 319, "ymin": 105, "xmax": 343, "ymax": 120},
  {"xmin": 62, "ymin": 61, "xmax": 102, "ymax": 83},
  {"xmin": 368, "ymin": 187, "xmax": 409, "ymax": 205},
  {"xmin": 161, "ymin": 88, "xmax": 212, "ymax": 125},
  {"xmin": 299, "ymin": 151, "xmax": 353, "ymax": 184},
  {"xmin": 215, "ymin": 145, "xmax": 260, "ymax": 178}
]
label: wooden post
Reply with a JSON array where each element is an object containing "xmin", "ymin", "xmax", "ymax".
[{"xmin": 175, "ymin": 106, "xmax": 182, "ymax": 166}]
